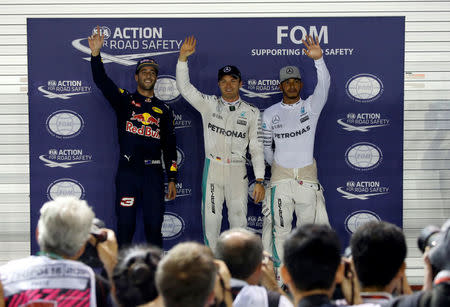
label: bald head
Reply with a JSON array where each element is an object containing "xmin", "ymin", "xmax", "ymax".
[{"xmin": 215, "ymin": 228, "xmax": 263, "ymax": 280}]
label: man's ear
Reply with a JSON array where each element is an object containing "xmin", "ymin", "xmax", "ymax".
[
  {"xmin": 134, "ymin": 74, "xmax": 138, "ymax": 82},
  {"xmin": 239, "ymin": 80, "xmax": 243, "ymax": 88}
]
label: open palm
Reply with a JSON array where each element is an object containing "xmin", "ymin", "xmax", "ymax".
[
  {"xmin": 88, "ymin": 25, "xmax": 104, "ymax": 56},
  {"xmin": 179, "ymin": 36, "xmax": 197, "ymax": 61},
  {"xmin": 302, "ymin": 35, "xmax": 323, "ymax": 60}
]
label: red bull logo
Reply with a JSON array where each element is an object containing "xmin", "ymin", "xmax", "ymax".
[
  {"xmin": 130, "ymin": 111, "xmax": 160, "ymax": 126},
  {"xmin": 170, "ymin": 161, "xmax": 177, "ymax": 172},
  {"xmin": 126, "ymin": 121, "xmax": 160, "ymax": 139}
]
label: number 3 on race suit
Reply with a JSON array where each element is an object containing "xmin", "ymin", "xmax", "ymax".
[{"xmin": 120, "ymin": 197, "xmax": 135, "ymax": 207}]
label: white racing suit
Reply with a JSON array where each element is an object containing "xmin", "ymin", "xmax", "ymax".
[
  {"xmin": 261, "ymin": 57, "xmax": 331, "ymax": 274},
  {"xmin": 176, "ymin": 60, "xmax": 265, "ymax": 250}
]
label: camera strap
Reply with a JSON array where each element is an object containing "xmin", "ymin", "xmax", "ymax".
[{"xmin": 37, "ymin": 251, "xmax": 63, "ymax": 259}]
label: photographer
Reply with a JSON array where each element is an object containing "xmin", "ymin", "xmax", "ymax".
[
  {"xmin": 215, "ymin": 228, "xmax": 293, "ymax": 307},
  {"xmin": 387, "ymin": 219, "xmax": 450, "ymax": 307},
  {"xmin": 349, "ymin": 221, "xmax": 411, "ymax": 304},
  {"xmin": 156, "ymin": 242, "xmax": 234, "ymax": 307},
  {"xmin": 0, "ymin": 196, "xmax": 115, "ymax": 306}
]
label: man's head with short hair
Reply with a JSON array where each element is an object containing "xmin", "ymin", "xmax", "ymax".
[
  {"xmin": 156, "ymin": 242, "xmax": 217, "ymax": 307},
  {"xmin": 215, "ymin": 228, "xmax": 263, "ymax": 282},
  {"xmin": 217, "ymin": 65, "xmax": 242, "ymax": 102},
  {"xmin": 37, "ymin": 196, "xmax": 95, "ymax": 257},
  {"xmin": 350, "ymin": 221, "xmax": 407, "ymax": 290},
  {"xmin": 282, "ymin": 224, "xmax": 342, "ymax": 294}
]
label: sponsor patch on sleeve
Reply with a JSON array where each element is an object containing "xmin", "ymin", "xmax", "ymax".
[
  {"xmin": 170, "ymin": 161, "xmax": 177, "ymax": 172},
  {"xmin": 152, "ymin": 106, "xmax": 163, "ymax": 114}
]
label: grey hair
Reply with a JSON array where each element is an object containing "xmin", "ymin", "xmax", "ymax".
[{"xmin": 37, "ymin": 196, "xmax": 95, "ymax": 257}]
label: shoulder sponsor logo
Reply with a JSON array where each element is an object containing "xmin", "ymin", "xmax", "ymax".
[
  {"xmin": 39, "ymin": 149, "xmax": 93, "ymax": 168},
  {"xmin": 152, "ymin": 106, "xmax": 163, "ymax": 114},
  {"xmin": 300, "ymin": 115, "xmax": 309, "ymax": 123},
  {"xmin": 337, "ymin": 181, "xmax": 389, "ymax": 200},
  {"xmin": 345, "ymin": 142, "xmax": 383, "ymax": 171},
  {"xmin": 72, "ymin": 26, "xmax": 182, "ymax": 67},
  {"xmin": 38, "ymin": 80, "xmax": 91, "ymax": 100},
  {"xmin": 47, "ymin": 178, "xmax": 85, "ymax": 200},
  {"xmin": 345, "ymin": 210, "xmax": 381, "ymax": 234},
  {"xmin": 161, "ymin": 212, "xmax": 185, "ymax": 239},
  {"xmin": 162, "ymin": 147, "xmax": 185, "ymax": 171},
  {"xmin": 173, "ymin": 113, "xmax": 192, "ymax": 129},
  {"xmin": 46, "ymin": 110, "xmax": 84, "ymax": 139},
  {"xmin": 338, "ymin": 113, "xmax": 390, "ymax": 132},
  {"xmin": 345, "ymin": 74, "xmax": 384, "ymax": 103},
  {"xmin": 155, "ymin": 75, "xmax": 180, "ymax": 103},
  {"xmin": 237, "ymin": 119, "xmax": 247, "ymax": 126}
]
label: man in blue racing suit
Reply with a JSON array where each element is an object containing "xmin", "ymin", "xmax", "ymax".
[{"xmin": 89, "ymin": 26, "xmax": 177, "ymax": 247}]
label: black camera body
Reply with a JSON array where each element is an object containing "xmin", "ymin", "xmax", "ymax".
[
  {"xmin": 79, "ymin": 218, "xmax": 106, "ymax": 268},
  {"xmin": 418, "ymin": 219, "xmax": 450, "ymax": 273}
]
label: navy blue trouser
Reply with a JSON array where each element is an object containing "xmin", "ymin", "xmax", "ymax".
[{"xmin": 115, "ymin": 160, "xmax": 165, "ymax": 247}]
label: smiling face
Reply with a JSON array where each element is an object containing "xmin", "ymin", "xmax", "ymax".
[
  {"xmin": 135, "ymin": 66, "xmax": 158, "ymax": 93},
  {"xmin": 279, "ymin": 78, "xmax": 303, "ymax": 104},
  {"xmin": 218, "ymin": 75, "xmax": 242, "ymax": 102}
]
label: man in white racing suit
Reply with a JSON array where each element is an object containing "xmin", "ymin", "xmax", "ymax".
[
  {"xmin": 176, "ymin": 36, "xmax": 265, "ymax": 250},
  {"xmin": 261, "ymin": 35, "xmax": 331, "ymax": 275}
]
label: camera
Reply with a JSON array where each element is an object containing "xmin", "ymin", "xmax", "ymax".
[
  {"xmin": 79, "ymin": 218, "xmax": 107, "ymax": 268},
  {"xmin": 417, "ymin": 219, "xmax": 450, "ymax": 273}
]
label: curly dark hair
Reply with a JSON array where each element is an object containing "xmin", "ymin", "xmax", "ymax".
[{"xmin": 113, "ymin": 245, "xmax": 163, "ymax": 307}]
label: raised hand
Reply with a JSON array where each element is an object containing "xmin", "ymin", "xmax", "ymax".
[
  {"xmin": 88, "ymin": 25, "xmax": 104, "ymax": 57},
  {"xmin": 179, "ymin": 36, "xmax": 197, "ymax": 62},
  {"xmin": 302, "ymin": 35, "xmax": 323, "ymax": 60}
]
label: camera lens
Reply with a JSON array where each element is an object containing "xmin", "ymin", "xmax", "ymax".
[{"xmin": 417, "ymin": 225, "xmax": 441, "ymax": 253}]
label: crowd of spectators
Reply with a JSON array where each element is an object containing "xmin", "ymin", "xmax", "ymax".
[{"xmin": 0, "ymin": 196, "xmax": 448, "ymax": 307}]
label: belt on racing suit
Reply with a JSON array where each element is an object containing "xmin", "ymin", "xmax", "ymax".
[
  {"xmin": 120, "ymin": 154, "xmax": 161, "ymax": 166},
  {"xmin": 208, "ymin": 154, "xmax": 245, "ymax": 165},
  {"xmin": 270, "ymin": 160, "xmax": 322, "ymax": 190},
  {"xmin": 297, "ymin": 180, "xmax": 322, "ymax": 191}
]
